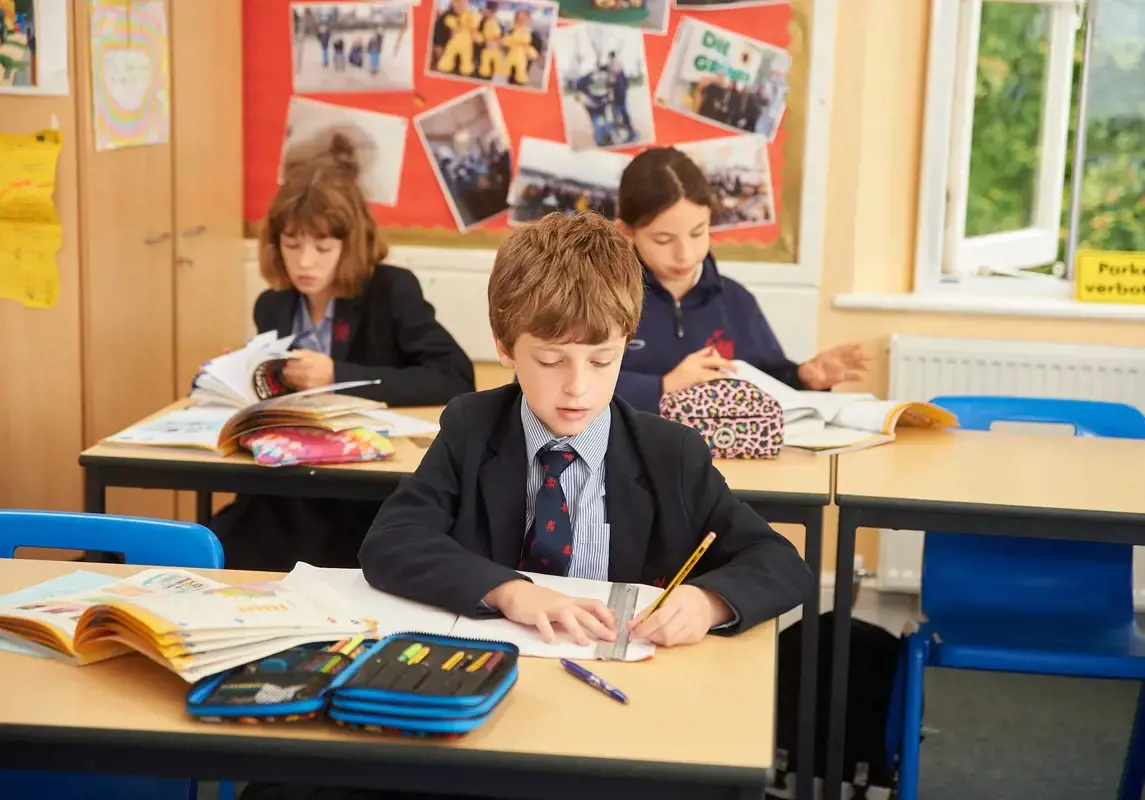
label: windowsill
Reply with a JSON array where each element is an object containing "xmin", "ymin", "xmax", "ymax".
[{"xmin": 833, "ymin": 292, "xmax": 1145, "ymax": 321}]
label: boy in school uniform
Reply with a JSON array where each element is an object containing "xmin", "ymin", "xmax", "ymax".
[
  {"xmin": 242, "ymin": 211, "xmax": 813, "ymax": 800},
  {"xmin": 360, "ymin": 210, "xmax": 813, "ymax": 647}
]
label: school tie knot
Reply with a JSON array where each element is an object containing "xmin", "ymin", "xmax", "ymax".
[{"xmin": 539, "ymin": 445, "xmax": 577, "ymax": 482}]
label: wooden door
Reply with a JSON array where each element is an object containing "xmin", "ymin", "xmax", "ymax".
[
  {"xmin": 74, "ymin": 0, "xmax": 177, "ymax": 520},
  {"xmin": 0, "ymin": 16, "xmax": 84, "ymax": 514},
  {"xmin": 170, "ymin": 0, "xmax": 246, "ymax": 521}
]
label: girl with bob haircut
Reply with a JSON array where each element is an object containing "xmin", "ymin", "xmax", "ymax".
[
  {"xmin": 613, "ymin": 146, "xmax": 869, "ymax": 413},
  {"xmin": 209, "ymin": 134, "xmax": 475, "ymax": 571}
]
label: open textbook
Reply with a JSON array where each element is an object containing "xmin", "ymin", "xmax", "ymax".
[
  {"xmin": 729, "ymin": 361, "xmax": 958, "ymax": 454},
  {"xmin": 281, "ymin": 563, "xmax": 664, "ymax": 663},
  {"xmin": 0, "ymin": 569, "xmax": 375, "ymax": 682},
  {"xmin": 190, "ymin": 331, "xmax": 299, "ymax": 408}
]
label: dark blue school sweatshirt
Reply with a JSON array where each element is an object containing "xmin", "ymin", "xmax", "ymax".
[{"xmin": 616, "ymin": 253, "xmax": 805, "ymax": 414}]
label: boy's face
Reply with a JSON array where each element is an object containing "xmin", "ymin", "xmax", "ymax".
[{"xmin": 497, "ymin": 332, "xmax": 627, "ymax": 437}]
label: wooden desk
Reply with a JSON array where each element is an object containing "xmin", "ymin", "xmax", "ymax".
[
  {"xmin": 821, "ymin": 428, "xmax": 1145, "ymax": 800},
  {"xmin": 0, "ymin": 560, "xmax": 777, "ymax": 799}
]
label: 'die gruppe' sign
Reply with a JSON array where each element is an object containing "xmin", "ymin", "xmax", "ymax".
[
  {"xmin": 1075, "ymin": 251, "xmax": 1145, "ymax": 305},
  {"xmin": 678, "ymin": 23, "xmax": 779, "ymax": 86}
]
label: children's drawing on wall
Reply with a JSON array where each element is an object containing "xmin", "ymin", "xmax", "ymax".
[
  {"xmin": 279, "ymin": 96, "xmax": 408, "ymax": 206},
  {"xmin": 672, "ymin": 0, "xmax": 786, "ymax": 9},
  {"xmin": 655, "ymin": 17, "xmax": 789, "ymax": 140},
  {"xmin": 557, "ymin": 0, "xmax": 669, "ymax": 37},
  {"xmin": 677, "ymin": 136, "xmax": 776, "ymax": 230},
  {"xmin": 414, "ymin": 87, "xmax": 512, "ymax": 231},
  {"xmin": 291, "ymin": 2, "xmax": 414, "ymax": 92},
  {"xmin": 425, "ymin": 0, "xmax": 556, "ymax": 93},
  {"xmin": 508, "ymin": 137, "xmax": 631, "ymax": 226},
  {"xmin": 89, "ymin": 0, "xmax": 170, "ymax": 151},
  {"xmin": 553, "ymin": 22, "xmax": 655, "ymax": 151},
  {"xmin": 0, "ymin": 0, "xmax": 35, "ymax": 88}
]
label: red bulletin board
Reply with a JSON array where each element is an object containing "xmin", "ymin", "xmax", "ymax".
[{"xmin": 242, "ymin": 0, "xmax": 813, "ymax": 260}]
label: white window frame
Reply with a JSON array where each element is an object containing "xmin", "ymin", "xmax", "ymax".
[{"xmin": 915, "ymin": 0, "xmax": 1082, "ymax": 298}]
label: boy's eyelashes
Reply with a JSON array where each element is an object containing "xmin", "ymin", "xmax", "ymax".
[{"xmin": 534, "ymin": 359, "xmax": 615, "ymax": 369}]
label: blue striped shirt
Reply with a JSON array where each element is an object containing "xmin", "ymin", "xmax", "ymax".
[
  {"xmin": 521, "ymin": 400, "xmax": 611, "ymax": 582},
  {"xmin": 291, "ymin": 296, "xmax": 336, "ymax": 354}
]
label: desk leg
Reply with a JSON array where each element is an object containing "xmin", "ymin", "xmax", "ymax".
[
  {"xmin": 83, "ymin": 469, "xmax": 107, "ymax": 514},
  {"xmin": 824, "ymin": 507, "xmax": 858, "ymax": 800},
  {"xmin": 195, "ymin": 492, "xmax": 213, "ymax": 525},
  {"xmin": 796, "ymin": 506, "xmax": 822, "ymax": 800}
]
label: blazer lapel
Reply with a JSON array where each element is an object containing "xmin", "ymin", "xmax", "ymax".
[
  {"xmin": 269, "ymin": 291, "xmax": 298, "ymax": 340},
  {"xmin": 605, "ymin": 409, "xmax": 654, "ymax": 583},
  {"xmin": 478, "ymin": 397, "xmax": 528, "ymax": 568},
  {"xmin": 331, "ymin": 296, "xmax": 364, "ymax": 362}
]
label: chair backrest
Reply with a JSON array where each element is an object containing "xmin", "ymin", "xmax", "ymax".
[
  {"xmin": 921, "ymin": 396, "xmax": 1144, "ymax": 625},
  {"xmin": 0, "ymin": 511, "xmax": 224, "ymax": 568}
]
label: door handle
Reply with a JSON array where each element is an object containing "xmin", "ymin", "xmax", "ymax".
[
  {"xmin": 181, "ymin": 225, "xmax": 207, "ymax": 237},
  {"xmin": 142, "ymin": 232, "xmax": 171, "ymax": 245}
]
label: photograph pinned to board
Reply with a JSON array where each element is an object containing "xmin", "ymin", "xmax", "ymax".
[
  {"xmin": 552, "ymin": 22, "xmax": 655, "ymax": 151},
  {"xmin": 672, "ymin": 0, "xmax": 788, "ymax": 9},
  {"xmin": 0, "ymin": 0, "xmax": 68, "ymax": 95},
  {"xmin": 291, "ymin": 2, "xmax": 415, "ymax": 93},
  {"xmin": 89, "ymin": 0, "xmax": 170, "ymax": 151},
  {"xmin": 414, "ymin": 87, "xmax": 512, "ymax": 232},
  {"xmin": 508, "ymin": 137, "xmax": 631, "ymax": 225},
  {"xmin": 0, "ymin": 129, "xmax": 63, "ymax": 309},
  {"xmin": 425, "ymin": 0, "xmax": 556, "ymax": 93},
  {"xmin": 279, "ymin": 97, "xmax": 408, "ymax": 207},
  {"xmin": 557, "ymin": 0, "xmax": 669, "ymax": 37},
  {"xmin": 676, "ymin": 136, "xmax": 776, "ymax": 230},
  {"xmin": 654, "ymin": 17, "xmax": 789, "ymax": 139}
]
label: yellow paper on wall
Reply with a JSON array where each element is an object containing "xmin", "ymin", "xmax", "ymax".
[
  {"xmin": 1075, "ymin": 251, "xmax": 1145, "ymax": 305},
  {"xmin": 0, "ymin": 129, "xmax": 64, "ymax": 309}
]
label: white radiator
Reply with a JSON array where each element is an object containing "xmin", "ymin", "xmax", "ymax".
[{"xmin": 878, "ymin": 334, "xmax": 1145, "ymax": 605}]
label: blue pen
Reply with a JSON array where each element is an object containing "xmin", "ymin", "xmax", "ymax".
[{"xmin": 559, "ymin": 659, "xmax": 628, "ymax": 705}]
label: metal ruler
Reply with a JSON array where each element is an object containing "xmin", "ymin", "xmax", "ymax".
[{"xmin": 594, "ymin": 582, "xmax": 640, "ymax": 661}]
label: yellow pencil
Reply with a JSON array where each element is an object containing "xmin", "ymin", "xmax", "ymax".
[
  {"xmin": 408, "ymin": 646, "xmax": 430, "ymax": 665},
  {"xmin": 440, "ymin": 651, "xmax": 465, "ymax": 671},
  {"xmin": 466, "ymin": 652, "xmax": 492, "ymax": 673},
  {"xmin": 638, "ymin": 532, "xmax": 717, "ymax": 624}
]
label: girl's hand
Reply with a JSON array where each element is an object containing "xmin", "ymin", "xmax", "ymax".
[
  {"xmin": 281, "ymin": 350, "xmax": 335, "ymax": 390},
  {"xmin": 662, "ymin": 347, "xmax": 733, "ymax": 395},
  {"xmin": 797, "ymin": 343, "xmax": 870, "ymax": 390}
]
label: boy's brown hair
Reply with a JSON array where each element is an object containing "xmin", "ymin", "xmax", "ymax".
[
  {"xmin": 489, "ymin": 211, "xmax": 644, "ymax": 350},
  {"xmin": 260, "ymin": 133, "xmax": 388, "ymax": 298}
]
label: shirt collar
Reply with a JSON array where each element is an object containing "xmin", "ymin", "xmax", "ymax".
[
  {"xmin": 520, "ymin": 399, "xmax": 611, "ymax": 474},
  {"xmin": 295, "ymin": 296, "xmax": 336, "ymax": 330}
]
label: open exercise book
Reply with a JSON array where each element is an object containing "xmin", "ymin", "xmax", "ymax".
[
  {"xmin": 0, "ymin": 569, "xmax": 375, "ymax": 683},
  {"xmin": 730, "ymin": 361, "xmax": 958, "ymax": 454},
  {"xmin": 280, "ymin": 563, "xmax": 665, "ymax": 663}
]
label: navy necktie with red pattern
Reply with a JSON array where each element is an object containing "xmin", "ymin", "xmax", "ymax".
[{"xmin": 520, "ymin": 446, "xmax": 577, "ymax": 575}]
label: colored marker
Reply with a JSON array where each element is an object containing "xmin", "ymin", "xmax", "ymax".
[
  {"xmin": 408, "ymin": 646, "xmax": 430, "ymax": 665},
  {"xmin": 398, "ymin": 643, "xmax": 423, "ymax": 663},
  {"xmin": 481, "ymin": 651, "xmax": 504, "ymax": 673}
]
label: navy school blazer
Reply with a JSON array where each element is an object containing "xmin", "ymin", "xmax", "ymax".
[
  {"xmin": 359, "ymin": 383, "xmax": 814, "ymax": 634},
  {"xmin": 255, "ymin": 263, "xmax": 475, "ymax": 406}
]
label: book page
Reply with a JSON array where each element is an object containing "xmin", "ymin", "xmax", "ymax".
[
  {"xmin": 358, "ymin": 409, "xmax": 441, "ymax": 438},
  {"xmin": 281, "ymin": 563, "xmax": 458, "ymax": 639},
  {"xmin": 728, "ymin": 361, "xmax": 877, "ymax": 420},
  {"xmin": 784, "ymin": 423, "xmax": 894, "ymax": 453},
  {"xmin": 104, "ymin": 407, "xmax": 233, "ymax": 450},
  {"xmin": 447, "ymin": 572, "xmax": 662, "ymax": 662},
  {"xmin": 0, "ymin": 569, "xmax": 225, "ymax": 655},
  {"xmin": 830, "ymin": 400, "xmax": 958, "ymax": 434},
  {"xmin": 191, "ymin": 333, "xmax": 295, "ymax": 407},
  {"xmin": 0, "ymin": 572, "xmax": 118, "ymax": 657}
]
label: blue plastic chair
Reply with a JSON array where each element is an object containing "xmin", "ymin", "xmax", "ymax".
[
  {"xmin": 0, "ymin": 511, "xmax": 234, "ymax": 800},
  {"xmin": 897, "ymin": 397, "xmax": 1145, "ymax": 800}
]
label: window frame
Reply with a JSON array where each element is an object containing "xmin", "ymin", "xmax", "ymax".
[{"xmin": 914, "ymin": 0, "xmax": 1082, "ymax": 298}]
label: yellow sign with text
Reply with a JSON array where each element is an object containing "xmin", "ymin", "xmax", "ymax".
[{"xmin": 1075, "ymin": 251, "xmax": 1145, "ymax": 304}]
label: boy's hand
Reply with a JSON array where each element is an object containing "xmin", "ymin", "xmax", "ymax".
[
  {"xmin": 282, "ymin": 350, "xmax": 335, "ymax": 390},
  {"xmin": 484, "ymin": 580, "xmax": 618, "ymax": 645},
  {"xmin": 628, "ymin": 585, "xmax": 733, "ymax": 647},
  {"xmin": 663, "ymin": 347, "xmax": 733, "ymax": 395}
]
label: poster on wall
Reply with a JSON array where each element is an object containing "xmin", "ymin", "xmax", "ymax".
[
  {"xmin": 291, "ymin": 1, "xmax": 415, "ymax": 93},
  {"xmin": 0, "ymin": 0, "xmax": 70, "ymax": 95},
  {"xmin": 552, "ymin": 22, "xmax": 655, "ymax": 150},
  {"xmin": 677, "ymin": 136, "xmax": 775, "ymax": 230},
  {"xmin": 279, "ymin": 96, "xmax": 409, "ymax": 206},
  {"xmin": 89, "ymin": 0, "xmax": 170, "ymax": 151},
  {"xmin": 655, "ymin": 16, "xmax": 789, "ymax": 139},
  {"xmin": 242, "ymin": 0, "xmax": 811, "ymax": 262},
  {"xmin": 414, "ymin": 87, "xmax": 512, "ymax": 232},
  {"xmin": 424, "ymin": 0, "xmax": 557, "ymax": 94},
  {"xmin": 507, "ymin": 136, "xmax": 630, "ymax": 225}
]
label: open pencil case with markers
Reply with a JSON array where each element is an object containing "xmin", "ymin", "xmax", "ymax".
[{"xmin": 185, "ymin": 633, "xmax": 520, "ymax": 738}]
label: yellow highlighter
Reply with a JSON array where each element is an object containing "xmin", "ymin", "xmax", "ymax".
[{"xmin": 638, "ymin": 532, "xmax": 717, "ymax": 624}]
